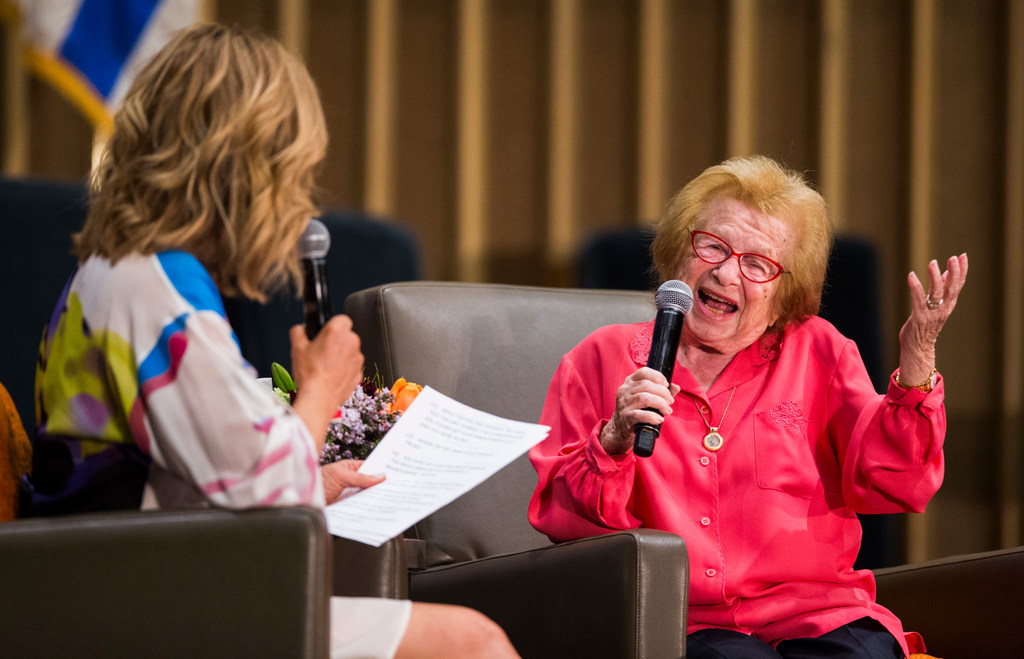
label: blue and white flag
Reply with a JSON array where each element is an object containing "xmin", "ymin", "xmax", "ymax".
[{"xmin": 5, "ymin": 0, "xmax": 198, "ymax": 133}]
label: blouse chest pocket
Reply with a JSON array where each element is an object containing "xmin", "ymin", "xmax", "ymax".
[{"xmin": 753, "ymin": 402, "xmax": 836, "ymax": 500}]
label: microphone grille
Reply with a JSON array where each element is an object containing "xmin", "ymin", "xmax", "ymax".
[
  {"xmin": 655, "ymin": 280, "xmax": 693, "ymax": 314},
  {"xmin": 297, "ymin": 218, "xmax": 331, "ymax": 259}
]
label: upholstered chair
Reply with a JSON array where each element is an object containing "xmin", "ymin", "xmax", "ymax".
[{"xmin": 346, "ymin": 282, "xmax": 690, "ymax": 658}]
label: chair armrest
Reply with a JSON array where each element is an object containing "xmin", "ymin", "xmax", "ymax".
[
  {"xmin": 874, "ymin": 544, "xmax": 1024, "ymax": 658},
  {"xmin": 410, "ymin": 529, "xmax": 688, "ymax": 659},
  {"xmin": 332, "ymin": 534, "xmax": 410, "ymax": 598},
  {"xmin": 0, "ymin": 507, "xmax": 331, "ymax": 658}
]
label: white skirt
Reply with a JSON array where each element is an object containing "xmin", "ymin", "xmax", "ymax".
[{"xmin": 330, "ymin": 596, "xmax": 413, "ymax": 659}]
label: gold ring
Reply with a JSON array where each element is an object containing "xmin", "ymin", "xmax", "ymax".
[{"xmin": 926, "ymin": 295, "xmax": 943, "ymax": 310}]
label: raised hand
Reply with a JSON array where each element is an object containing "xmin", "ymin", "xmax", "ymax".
[{"xmin": 898, "ymin": 253, "xmax": 969, "ymax": 386}]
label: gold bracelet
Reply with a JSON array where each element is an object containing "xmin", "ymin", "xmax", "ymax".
[{"xmin": 895, "ymin": 368, "xmax": 937, "ymax": 392}]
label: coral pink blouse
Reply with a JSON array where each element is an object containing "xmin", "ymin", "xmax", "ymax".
[{"xmin": 528, "ymin": 316, "xmax": 944, "ymax": 656}]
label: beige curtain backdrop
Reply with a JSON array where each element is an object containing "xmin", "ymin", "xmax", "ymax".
[{"xmin": 3, "ymin": 0, "xmax": 1022, "ymax": 563}]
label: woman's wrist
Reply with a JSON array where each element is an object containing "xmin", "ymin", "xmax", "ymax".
[
  {"xmin": 895, "ymin": 368, "xmax": 937, "ymax": 392},
  {"xmin": 292, "ymin": 393, "xmax": 333, "ymax": 451},
  {"xmin": 599, "ymin": 420, "xmax": 630, "ymax": 455},
  {"xmin": 896, "ymin": 343, "xmax": 936, "ymax": 391}
]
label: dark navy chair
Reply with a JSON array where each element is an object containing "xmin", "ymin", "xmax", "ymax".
[
  {"xmin": 223, "ymin": 209, "xmax": 421, "ymax": 378},
  {"xmin": 0, "ymin": 177, "xmax": 87, "ymax": 437}
]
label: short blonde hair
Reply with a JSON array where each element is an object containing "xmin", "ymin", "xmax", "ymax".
[
  {"xmin": 651, "ymin": 155, "xmax": 832, "ymax": 329},
  {"xmin": 74, "ymin": 23, "xmax": 328, "ymax": 301}
]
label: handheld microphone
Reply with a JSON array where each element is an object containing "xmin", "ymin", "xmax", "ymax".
[
  {"xmin": 297, "ymin": 218, "xmax": 332, "ymax": 339},
  {"xmin": 633, "ymin": 280, "xmax": 694, "ymax": 458}
]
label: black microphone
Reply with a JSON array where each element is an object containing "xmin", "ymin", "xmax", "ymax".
[
  {"xmin": 297, "ymin": 218, "xmax": 332, "ymax": 339},
  {"xmin": 633, "ymin": 280, "xmax": 694, "ymax": 458}
]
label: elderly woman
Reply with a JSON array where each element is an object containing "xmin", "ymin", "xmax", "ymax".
[
  {"xmin": 25, "ymin": 23, "xmax": 517, "ymax": 659},
  {"xmin": 529, "ymin": 155, "xmax": 967, "ymax": 658}
]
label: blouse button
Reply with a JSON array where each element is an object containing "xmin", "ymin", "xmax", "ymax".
[
  {"xmin": 700, "ymin": 405, "xmax": 709, "ymax": 414},
  {"xmin": 699, "ymin": 456, "xmax": 710, "ymax": 466},
  {"xmin": 700, "ymin": 516, "xmax": 711, "ymax": 527},
  {"xmin": 705, "ymin": 568, "xmax": 716, "ymax": 578}
]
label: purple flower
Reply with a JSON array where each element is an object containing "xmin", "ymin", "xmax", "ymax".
[{"xmin": 320, "ymin": 386, "xmax": 398, "ymax": 464}]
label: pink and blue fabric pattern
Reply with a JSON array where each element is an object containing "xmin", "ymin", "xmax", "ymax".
[{"xmin": 26, "ymin": 251, "xmax": 323, "ymax": 515}]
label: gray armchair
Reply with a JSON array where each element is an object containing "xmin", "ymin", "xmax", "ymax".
[
  {"xmin": 874, "ymin": 543, "xmax": 1024, "ymax": 658},
  {"xmin": 0, "ymin": 507, "xmax": 332, "ymax": 658},
  {"xmin": 345, "ymin": 282, "xmax": 689, "ymax": 658},
  {"xmin": 0, "ymin": 507, "xmax": 416, "ymax": 656}
]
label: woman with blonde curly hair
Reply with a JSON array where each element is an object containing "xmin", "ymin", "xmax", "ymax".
[
  {"xmin": 530, "ymin": 155, "xmax": 968, "ymax": 657},
  {"xmin": 26, "ymin": 23, "xmax": 518, "ymax": 659}
]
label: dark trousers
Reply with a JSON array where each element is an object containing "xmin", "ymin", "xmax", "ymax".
[{"xmin": 687, "ymin": 617, "xmax": 904, "ymax": 659}]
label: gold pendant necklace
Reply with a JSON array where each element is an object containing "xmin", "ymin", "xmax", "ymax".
[{"xmin": 693, "ymin": 387, "xmax": 737, "ymax": 452}]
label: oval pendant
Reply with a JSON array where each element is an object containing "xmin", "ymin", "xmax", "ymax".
[{"xmin": 703, "ymin": 430, "xmax": 723, "ymax": 452}]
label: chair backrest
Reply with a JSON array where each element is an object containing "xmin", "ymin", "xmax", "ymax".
[
  {"xmin": 345, "ymin": 282, "xmax": 655, "ymax": 565},
  {"xmin": 578, "ymin": 225, "xmax": 657, "ymax": 290},
  {"xmin": 225, "ymin": 208, "xmax": 421, "ymax": 378},
  {"xmin": 0, "ymin": 177, "xmax": 89, "ymax": 436},
  {"xmin": 817, "ymin": 235, "xmax": 884, "ymax": 391}
]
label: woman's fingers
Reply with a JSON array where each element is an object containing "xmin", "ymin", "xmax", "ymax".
[
  {"xmin": 321, "ymin": 459, "xmax": 385, "ymax": 504},
  {"xmin": 602, "ymin": 368, "xmax": 678, "ymax": 453},
  {"xmin": 290, "ymin": 315, "xmax": 364, "ymax": 404},
  {"xmin": 600, "ymin": 367, "xmax": 700, "ymax": 456},
  {"xmin": 622, "ymin": 368, "xmax": 677, "ymax": 415},
  {"xmin": 899, "ymin": 253, "xmax": 968, "ymax": 369},
  {"xmin": 908, "ymin": 253, "xmax": 968, "ymax": 319},
  {"xmin": 934, "ymin": 253, "xmax": 968, "ymax": 303},
  {"xmin": 939, "ymin": 253, "xmax": 969, "ymax": 305}
]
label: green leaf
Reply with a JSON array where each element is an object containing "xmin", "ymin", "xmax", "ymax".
[{"xmin": 271, "ymin": 362, "xmax": 296, "ymax": 393}]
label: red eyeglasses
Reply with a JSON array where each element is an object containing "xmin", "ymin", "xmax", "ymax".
[{"xmin": 690, "ymin": 230, "xmax": 786, "ymax": 283}]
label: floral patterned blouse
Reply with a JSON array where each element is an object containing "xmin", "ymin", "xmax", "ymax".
[{"xmin": 27, "ymin": 252, "xmax": 323, "ymax": 515}]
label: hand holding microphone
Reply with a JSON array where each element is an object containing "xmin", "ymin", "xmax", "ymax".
[
  {"xmin": 597, "ymin": 281, "xmax": 693, "ymax": 457},
  {"xmin": 292, "ymin": 218, "xmax": 362, "ymax": 397},
  {"xmin": 290, "ymin": 218, "xmax": 364, "ymax": 441},
  {"xmin": 632, "ymin": 280, "xmax": 693, "ymax": 457}
]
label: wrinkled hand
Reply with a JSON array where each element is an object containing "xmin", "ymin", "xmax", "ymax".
[
  {"xmin": 289, "ymin": 315, "xmax": 364, "ymax": 448},
  {"xmin": 898, "ymin": 253, "xmax": 969, "ymax": 383},
  {"xmin": 599, "ymin": 367, "xmax": 680, "ymax": 455},
  {"xmin": 322, "ymin": 460, "xmax": 385, "ymax": 504}
]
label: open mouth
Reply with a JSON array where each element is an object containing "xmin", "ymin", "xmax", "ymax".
[{"xmin": 699, "ymin": 289, "xmax": 738, "ymax": 315}]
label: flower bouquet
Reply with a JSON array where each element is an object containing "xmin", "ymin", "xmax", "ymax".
[{"xmin": 271, "ymin": 362, "xmax": 422, "ymax": 464}]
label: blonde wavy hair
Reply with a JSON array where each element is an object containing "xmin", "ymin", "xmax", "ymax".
[
  {"xmin": 74, "ymin": 22, "xmax": 328, "ymax": 301},
  {"xmin": 651, "ymin": 155, "xmax": 833, "ymax": 330}
]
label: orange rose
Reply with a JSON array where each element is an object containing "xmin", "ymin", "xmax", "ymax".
[{"xmin": 389, "ymin": 378, "xmax": 422, "ymax": 414}]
